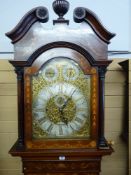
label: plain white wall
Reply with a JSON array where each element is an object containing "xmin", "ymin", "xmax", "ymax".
[{"xmin": 0, "ymin": 0, "xmax": 130, "ymax": 59}]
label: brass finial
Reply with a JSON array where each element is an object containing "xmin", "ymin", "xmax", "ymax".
[{"xmin": 52, "ymin": 0, "xmax": 69, "ymax": 25}]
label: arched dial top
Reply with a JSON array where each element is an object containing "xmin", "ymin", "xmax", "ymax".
[{"xmin": 32, "ymin": 57, "xmax": 91, "ymax": 139}]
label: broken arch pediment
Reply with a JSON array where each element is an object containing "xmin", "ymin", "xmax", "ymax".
[{"xmin": 6, "ymin": 3, "xmax": 115, "ymax": 61}]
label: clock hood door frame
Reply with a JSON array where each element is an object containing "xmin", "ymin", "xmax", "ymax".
[{"xmin": 23, "ymin": 43, "xmax": 100, "ymax": 150}]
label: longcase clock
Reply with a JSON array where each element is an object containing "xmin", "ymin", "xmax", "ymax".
[{"xmin": 6, "ymin": 1, "xmax": 115, "ymax": 174}]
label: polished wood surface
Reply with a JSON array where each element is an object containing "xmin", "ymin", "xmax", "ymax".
[
  {"xmin": 9, "ymin": 141, "xmax": 113, "ymax": 175},
  {"xmin": 6, "ymin": 7, "xmax": 49, "ymax": 43},
  {"xmin": 9, "ymin": 42, "xmax": 113, "ymax": 175},
  {"xmin": 73, "ymin": 7, "xmax": 115, "ymax": 43}
]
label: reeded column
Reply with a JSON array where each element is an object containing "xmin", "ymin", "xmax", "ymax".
[
  {"xmin": 98, "ymin": 66, "xmax": 108, "ymax": 148},
  {"xmin": 15, "ymin": 67, "xmax": 24, "ymax": 149}
]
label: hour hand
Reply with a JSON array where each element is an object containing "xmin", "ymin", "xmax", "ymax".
[{"xmin": 59, "ymin": 108, "xmax": 68, "ymax": 125}]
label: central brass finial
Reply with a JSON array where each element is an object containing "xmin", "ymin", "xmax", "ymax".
[{"xmin": 52, "ymin": 0, "xmax": 69, "ymax": 20}]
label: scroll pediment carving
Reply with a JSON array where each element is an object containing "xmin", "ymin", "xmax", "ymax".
[
  {"xmin": 6, "ymin": 6, "xmax": 49, "ymax": 43},
  {"xmin": 74, "ymin": 7, "xmax": 116, "ymax": 43}
]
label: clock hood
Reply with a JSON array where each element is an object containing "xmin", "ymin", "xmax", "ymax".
[{"xmin": 6, "ymin": 2, "xmax": 115, "ymax": 61}]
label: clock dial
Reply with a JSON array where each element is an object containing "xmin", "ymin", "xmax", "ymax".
[
  {"xmin": 33, "ymin": 83, "xmax": 87, "ymax": 137},
  {"xmin": 32, "ymin": 57, "xmax": 91, "ymax": 139},
  {"xmin": 55, "ymin": 94, "xmax": 67, "ymax": 108},
  {"xmin": 63, "ymin": 64, "xmax": 79, "ymax": 81},
  {"xmin": 42, "ymin": 65, "xmax": 58, "ymax": 81}
]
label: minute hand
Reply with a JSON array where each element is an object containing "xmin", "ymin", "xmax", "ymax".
[{"xmin": 61, "ymin": 89, "xmax": 76, "ymax": 110}]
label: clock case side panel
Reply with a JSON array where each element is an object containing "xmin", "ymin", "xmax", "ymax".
[{"xmin": 23, "ymin": 43, "xmax": 100, "ymax": 150}]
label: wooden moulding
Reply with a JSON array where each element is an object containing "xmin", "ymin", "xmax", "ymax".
[
  {"xmin": 9, "ymin": 42, "xmax": 112, "ymax": 67},
  {"xmin": 5, "ymin": 6, "xmax": 49, "ymax": 44},
  {"xmin": 9, "ymin": 140, "xmax": 113, "ymax": 157},
  {"xmin": 73, "ymin": 7, "xmax": 116, "ymax": 44},
  {"xmin": 6, "ymin": 6, "xmax": 115, "ymax": 45}
]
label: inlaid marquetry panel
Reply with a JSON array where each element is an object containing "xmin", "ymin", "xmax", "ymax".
[{"xmin": 23, "ymin": 161, "xmax": 100, "ymax": 173}]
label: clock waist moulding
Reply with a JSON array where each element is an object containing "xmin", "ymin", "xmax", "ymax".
[{"xmin": 6, "ymin": 0, "xmax": 115, "ymax": 175}]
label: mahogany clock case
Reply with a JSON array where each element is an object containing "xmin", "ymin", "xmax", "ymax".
[{"xmin": 6, "ymin": 1, "xmax": 115, "ymax": 175}]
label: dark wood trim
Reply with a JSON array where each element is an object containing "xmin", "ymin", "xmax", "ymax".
[
  {"xmin": 9, "ymin": 60, "xmax": 28, "ymax": 67},
  {"xmin": 13, "ymin": 66, "xmax": 25, "ymax": 149},
  {"xmin": 73, "ymin": 7, "xmax": 116, "ymax": 44},
  {"xmin": 28, "ymin": 42, "xmax": 96, "ymax": 66},
  {"xmin": 9, "ymin": 42, "xmax": 112, "ymax": 67},
  {"xmin": 98, "ymin": 66, "xmax": 108, "ymax": 148},
  {"xmin": 53, "ymin": 19, "xmax": 69, "ymax": 25},
  {"xmin": 9, "ymin": 140, "xmax": 113, "ymax": 157},
  {"xmin": 6, "ymin": 6, "xmax": 49, "ymax": 44}
]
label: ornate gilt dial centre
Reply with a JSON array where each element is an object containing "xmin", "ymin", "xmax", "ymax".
[
  {"xmin": 32, "ymin": 57, "xmax": 91, "ymax": 139},
  {"xmin": 46, "ymin": 95, "xmax": 76, "ymax": 124}
]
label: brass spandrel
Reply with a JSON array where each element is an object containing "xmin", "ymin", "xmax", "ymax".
[{"xmin": 32, "ymin": 57, "xmax": 91, "ymax": 139}]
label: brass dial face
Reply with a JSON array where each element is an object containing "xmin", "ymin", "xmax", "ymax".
[{"xmin": 32, "ymin": 57, "xmax": 91, "ymax": 139}]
